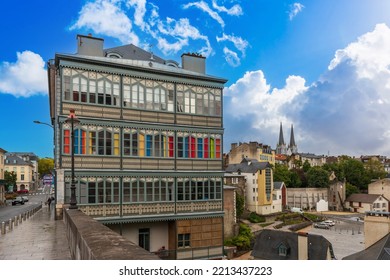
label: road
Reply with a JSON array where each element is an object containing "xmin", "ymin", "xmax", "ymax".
[{"xmin": 0, "ymin": 188, "xmax": 51, "ymax": 226}]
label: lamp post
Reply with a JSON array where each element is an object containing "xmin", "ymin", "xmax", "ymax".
[
  {"xmin": 65, "ymin": 109, "xmax": 80, "ymax": 209},
  {"xmin": 33, "ymin": 120, "xmax": 54, "ymax": 128}
]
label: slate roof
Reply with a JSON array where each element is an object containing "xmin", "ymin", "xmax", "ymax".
[
  {"xmin": 345, "ymin": 193, "xmax": 385, "ymax": 203},
  {"xmin": 104, "ymin": 44, "xmax": 167, "ymax": 65},
  {"xmin": 274, "ymin": 182, "xmax": 285, "ymax": 190},
  {"xmin": 251, "ymin": 229, "xmax": 335, "ymax": 260},
  {"xmin": 4, "ymin": 155, "xmax": 32, "ymax": 166},
  {"xmin": 343, "ymin": 233, "xmax": 390, "ymax": 260},
  {"xmin": 225, "ymin": 158, "xmax": 272, "ymax": 174}
]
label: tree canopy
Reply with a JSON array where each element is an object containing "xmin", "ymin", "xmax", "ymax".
[{"xmin": 38, "ymin": 158, "xmax": 54, "ymax": 178}]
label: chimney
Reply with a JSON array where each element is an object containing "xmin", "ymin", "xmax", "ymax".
[
  {"xmin": 231, "ymin": 143, "xmax": 237, "ymax": 150},
  {"xmin": 76, "ymin": 34, "xmax": 104, "ymax": 57},
  {"xmin": 297, "ymin": 232, "xmax": 308, "ymax": 260},
  {"xmin": 181, "ymin": 53, "xmax": 206, "ymax": 74}
]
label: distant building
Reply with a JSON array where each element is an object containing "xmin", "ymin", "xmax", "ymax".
[
  {"xmin": 345, "ymin": 194, "xmax": 389, "ymax": 214},
  {"xmin": 4, "ymin": 153, "xmax": 36, "ymax": 192},
  {"xmin": 276, "ymin": 123, "xmax": 297, "ymax": 155},
  {"xmin": 368, "ymin": 178, "xmax": 390, "ymax": 208},
  {"xmin": 273, "ymin": 182, "xmax": 287, "ymax": 212},
  {"xmin": 0, "ymin": 148, "xmax": 6, "ymax": 205},
  {"xmin": 6, "ymin": 152, "xmax": 39, "ymax": 191},
  {"xmin": 223, "ymin": 185, "xmax": 238, "ymax": 238},
  {"xmin": 228, "ymin": 141, "xmax": 275, "ymax": 165},
  {"xmin": 226, "ymin": 158, "xmax": 276, "ymax": 215},
  {"xmin": 251, "ymin": 229, "xmax": 335, "ymax": 260}
]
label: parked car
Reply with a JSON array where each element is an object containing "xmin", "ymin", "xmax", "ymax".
[
  {"xmin": 323, "ymin": 220, "xmax": 335, "ymax": 226},
  {"xmin": 11, "ymin": 197, "xmax": 25, "ymax": 206},
  {"xmin": 314, "ymin": 222, "xmax": 330, "ymax": 229},
  {"xmin": 17, "ymin": 189, "xmax": 29, "ymax": 194},
  {"xmin": 21, "ymin": 196, "xmax": 29, "ymax": 202}
]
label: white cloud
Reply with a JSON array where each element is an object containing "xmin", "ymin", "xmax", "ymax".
[
  {"xmin": 288, "ymin": 3, "xmax": 304, "ymax": 20},
  {"xmin": 183, "ymin": 1, "xmax": 225, "ymax": 27},
  {"xmin": 211, "ymin": 0, "xmax": 243, "ymax": 16},
  {"xmin": 126, "ymin": 0, "xmax": 147, "ymax": 30},
  {"xmin": 216, "ymin": 33, "xmax": 249, "ymax": 56},
  {"xmin": 0, "ymin": 51, "xmax": 47, "ymax": 97},
  {"xmin": 224, "ymin": 23, "xmax": 390, "ymax": 156},
  {"xmin": 70, "ymin": 0, "xmax": 140, "ymax": 45},
  {"xmin": 155, "ymin": 17, "xmax": 212, "ymax": 57},
  {"xmin": 222, "ymin": 47, "xmax": 240, "ymax": 67}
]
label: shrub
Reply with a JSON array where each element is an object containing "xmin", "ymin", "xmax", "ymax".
[
  {"xmin": 248, "ymin": 212, "xmax": 265, "ymax": 223},
  {"xmin": 224, "ymin": 223, "xmax": 254, "ymax": 250}
]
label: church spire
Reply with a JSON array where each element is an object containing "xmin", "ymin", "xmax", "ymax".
[
  {"xmin": 276, "ymin": 122, "xmax": 287, "ymax": 154},
  {"xmin": 278, "ymin": 122, "xmax": 285, "ymax": 145},
  {"xmin": 288, "ymin": 124, "xmax": 298, "ymax": 154}
]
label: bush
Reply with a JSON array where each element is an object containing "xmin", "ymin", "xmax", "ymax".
[
  {"xmin": 224, "ymin": 223, "xmax": 254, "ymax": 250},
  {"xmin": 248, "ymin": 212, "xmax": 265, "ymax": 223}
]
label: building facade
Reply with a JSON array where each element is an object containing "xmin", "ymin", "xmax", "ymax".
[
  {"xmin": 0, "ymin": 148, "xmax": 6, "ymax": 205},
  {"xmin": 4, "ymin": 154, "xmax": 35, "ymax": 192},
  {"xmin": 225, "ymin": 158, "xmax": 275, "ymax": 215},
  {"xmin": 228, "ymin": 142, "xmax": 275, "ymax": 166},
  {"xmin": 48, "ymin": 34, "xmax": 227, "ymax": 259},
  {"xmin": 345, "ymin": 194, "xmax": 389, "ymax": 214},
  {"xmin": 369, "ymin": 178, "xmax": 390, "ymax": 205}
]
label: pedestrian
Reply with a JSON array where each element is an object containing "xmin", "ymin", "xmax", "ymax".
[{"xmin": 47, "ymin": 197, "xmax": 52, "ymax": 210}]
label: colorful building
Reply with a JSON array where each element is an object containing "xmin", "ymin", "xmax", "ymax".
[{"xmin": 48, "ymin": 34, "xmax": 227, "ymax": 259}]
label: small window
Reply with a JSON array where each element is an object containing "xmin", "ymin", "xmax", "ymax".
[
  {"xmin": 178, "ymin": 233, "xmax": 190, "ymax": 248},
  {"xmin": 278, "ymin": 244, "xmax": 289, "ymax": 257}
]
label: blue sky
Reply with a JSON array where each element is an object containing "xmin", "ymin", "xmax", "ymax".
[{"xmin": 1, "ymin": 0, "xmax": 390, "ymax": 158}]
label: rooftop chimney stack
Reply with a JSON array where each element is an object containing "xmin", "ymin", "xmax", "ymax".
[
  {"xmin": 76, "ymin": 34, "xmax": 104, "ymax": 57},
  {"xmin": 181, "ymin": 52, "xmax": 206, "ymax": 74}
]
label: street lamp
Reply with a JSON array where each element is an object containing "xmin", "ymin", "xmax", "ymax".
[
  {"xmin": 65, "ymin": 109, "xmax": 80, "ymax": 209},
  {"xmin": 33, "ymin": 120, "xmax": 54, "ymax": 128}
]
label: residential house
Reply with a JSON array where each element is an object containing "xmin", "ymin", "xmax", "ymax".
[
  {"xmin": 7, "ymin": 152, "xmax": 39, "ymax": 191},
  {"xmin": 251, "ymin": 229, "xmax": 335, "ymax": 260},
  {"xmin": 48, "ymin": 34, "xmax": 227, "ymax": 259},
  {"xmin": 4, "ymin": 154, "xmax": 35, "ymax": 192},
  {"xmin": 228, "ymin": 142, "xmax": 275, "ymax": 166},
  {"xmin": 345, "ymin": 194, "xmax": 389, "ymax": 213},
  {"xmin": 369, "ymin": 178, "xmax": 390, "ymax": 208},
  {"xmin": 0, "ymin": 148, "xmax": 6, "ymax": 205},
  {"xmin": 225, "ymin": 158, "xmax": 275, "ymax": 215},
  {"xmin": 273, "ymin": 181, "xmax": 287, "ymax": 212}
]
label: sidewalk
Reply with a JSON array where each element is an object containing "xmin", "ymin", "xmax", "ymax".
[{"xmin": 0, "ymin": 204, "xmax": 72, "ymax": 260}]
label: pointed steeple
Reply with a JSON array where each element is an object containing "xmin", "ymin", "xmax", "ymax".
[
  {"xmin": 288, "ymin": 124, "xmax": 298, "ymax": 154},
  {"xmin": 278, "ymin": 122, "xmax": 285, "ymax": 145},
  {"xmin": 276, "ymin": 122, "xmax": 287, "ymax": 154}
]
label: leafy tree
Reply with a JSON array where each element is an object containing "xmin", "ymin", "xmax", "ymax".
[
  {"xmin": 289, "ymin": 169, "xmax": 302, "ymax": 188},
  {"xmin": 322, "ymin": 162, "xmax": 345, "ymax": 181},
  {"xmin": 307, "ymin": 166, "xmax": 330, "ymax": 188},
  {"xmin": 294, "ymin": 168, "xmax": 308, "ymax": 188},
  {"xmin": 38, "ymin": 158, "xmax": 54, "ymax": 178},
  {"xmin": 364, "ymin": 159, "xmax": 387, "ymax": 181},
  {"xmin": 273, "ymin": 163, "xmax": 291, "ymax": 186},
  {"xmin": 4, "ymin": 171, "xmax": 17, "ymax": 190},
  {"xmin": 302, "ymin": 160, "xmax": 311, "ymax": 172},
  {"xmin": 345, "ymin": 182, "xmax": 360, "ymax": 198},
  {"xmin": 341, "ymin": 159, "xmax": 370, "ymax": 191},
  {"xmin": 236, "ymin": 193, "xmax": 244, "ymax": 218}
]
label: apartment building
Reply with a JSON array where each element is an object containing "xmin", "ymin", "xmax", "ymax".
[
  {"xmin": 4, "ymin": 154, "xmax": 35, "ymax": 192},
  {"xmin": 48, "ymin": 34, "xmax": 227, "ymax": 259}
]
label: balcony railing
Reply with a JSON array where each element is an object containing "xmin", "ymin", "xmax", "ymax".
[
  {"xmin": 152, "ymin": 245, "xmax": 224, "ymax": 260},
  {"xmin": 78, "ymin": 200, "xmax": 223, "ymax": 217}
]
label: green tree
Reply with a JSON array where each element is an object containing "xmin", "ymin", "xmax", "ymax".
[
  {"xmin": 38, "ymin": 158, "xmax": 54, "ymax": 178},
  {"xmin": 273, "ymin": 163, "xmax": 291, "ymax": 186},
  {"xmin": 345, "ymin": 182, "xmax": 360, "ymax": 198},
  {"xmin": 236, "ymin": 193, "xmax": 244, "ymax": 218},
  {"xmin": 364, "ymin": 159, "xmax": 387, "ymax": 181},
  {"xmin": 341, "ymin": 159, "xmax": 370, "ymax": 191},
  {"xmin": 289, "ymin": 169, "xmax": 302, "ymax": 188},
  {"xmin": 302, "ymin": 160, "xmax": 311, "ymax": 172},
  {"xmin": 4, "ymin": 171, "xmax": 17, "ymax": 191},
  {"xmin": 307, "ymin": 166, "xmax": 330, "ymax": 188}
]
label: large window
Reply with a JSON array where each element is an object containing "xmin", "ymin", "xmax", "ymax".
[
  {"xmin": 177, "ymin": 177, "xmax": 222, "ymax": 201},
  {"xmin": 177, "ymin": 133, "xmax": 221, "ymax": 159}
]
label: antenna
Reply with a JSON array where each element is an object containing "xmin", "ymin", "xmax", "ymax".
[{"xmin": 148, "ymin": 44, "xmax": 154, "ymax": 60}]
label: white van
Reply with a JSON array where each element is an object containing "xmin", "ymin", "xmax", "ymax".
[{"xmin": 290, "ymin": 207, "xmax": 303, "ymax": 214}]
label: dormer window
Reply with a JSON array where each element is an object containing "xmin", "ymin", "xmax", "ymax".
[
  {"xmin": 106, "ymin": 52, "xmax": 122, "ymax": 59},
  {"xmin": 277, "ymin": 243, "xmax": 289, "ymax": 257}
]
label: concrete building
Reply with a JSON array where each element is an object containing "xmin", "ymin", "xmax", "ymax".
[
  {"xmin": 369, "ymin": 178, "xmax": 390, "ymax": 206},
  {"xmin": 4, "ymin": 154, "xmax": 35, "ymax": 192},
  {"xmin": 345, "ymin": 194, "xmax": 389, "ymax": 214},
  {"xmin": 225, "ymin": 158, "xmax": 276, "ymax": 215},
  {"xmin": 223, "ymin": 185, "xmax": 238, "ymax": 238},
  {"xmin": 0, "ymin": 148, "xmax": 6, "ymax": 205},
  {"xmin": 227, "ymin": 142, "xmax": 275, "ymax": 166},
  {"xmin": 273, "ymin": 182, "xmax": 287, "ymax": 212},
  {"xmin": 48, "ymin": 34, "xmax": 227, "ymax": 259}
]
